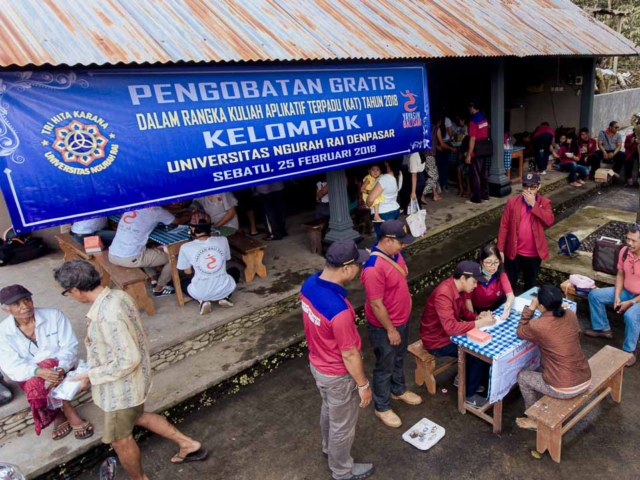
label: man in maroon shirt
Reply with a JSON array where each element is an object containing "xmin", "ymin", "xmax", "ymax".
[
  {"xmin": 465, "ymin": 102, "xmax": 491, "ymax": 205},
  {"xmin": 577, "ymin": 128, "xmax": 600, "ymax": 181},
  {"xmin": 623, "ymin": 127, "xmax": 639, "ymax": 186},
  {"xmin": 497, "ymin": 173, "xmax": 554, "ymax": 291},
  {"xmin": 420, "ymin": 261, "xmax": 495, "ymax": 407}
]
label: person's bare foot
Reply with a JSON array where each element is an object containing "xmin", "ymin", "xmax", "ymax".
[
  {"xmin": 171, "ymin": 439, "xmax": 202, "ymax": 463},
  {"xmin": 421, "ymin": 195, "xmax": 428, "ymax": 204},
  {"xmin": 433, "ymin": 194, "xmax": 442, "ymax": 201},
  {"xmin": 373, "ymin": 215, "xmax": 384, "ymax": 222},
  {"xmin": 516, "ymin": 417, "xmax": 537, "ymax": 431},
  {"xmin": 570, "ymin": 182, "xmax": 582, "ymax": 187}
]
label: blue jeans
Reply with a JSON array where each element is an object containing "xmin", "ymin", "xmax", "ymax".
[
  {"xmin": 366, "ymin": 321, "xmax": 409, "ymax": 412},
  {"xmin": 589, "ymin": 287, "xmax": 640, "ymax": 353},
  {"xmin": 428, "ymin": 343, "xmax": 487, "ymax": 398},
  {"xmin": 372, "ymin": 209, "xmax": 400, "ymax": 240},
  {"xmin": 559, "ymin": 162, "xmax": 588, "ymax": 183}
]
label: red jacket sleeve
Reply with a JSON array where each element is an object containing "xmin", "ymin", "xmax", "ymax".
[
  {"xmin": 531, "ymin": 196, "xmax": 554, "ymax": 227},
  {"xmin": 434, "ymin": 292, "xmax": 476, "ymax": 336},
  {"xmin": 625, "ymin": 134, "xmax": 634, "ymax": 151},
  {"xmin": 497, "ymin": 199, "xmax": 511, "ymax": 253}
]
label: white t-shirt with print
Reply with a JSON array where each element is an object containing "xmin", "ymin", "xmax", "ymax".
[
  {"xmin": 196, "ymin": 193, "xmax": 239, "ymax": 230},
  {"xmin": 109, "ymin": 207, "xmax": 174, "ymax": 258},
  {"xmin": 376, "ymin": 174, "xmax": 400, "ymax": 214},
  {"xmin": 177, "ymin": 237, "xmax": 236, "ymax": 301},
  {"xmin": 404, "ymin": 153, "xmax": 425, "ymax": 173},
  {"xmin": 71, "ymin": 217, "xmax": 107, "ymax": 234}
]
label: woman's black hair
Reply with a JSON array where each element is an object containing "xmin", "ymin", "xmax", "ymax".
[
  {"xmin": 564, "ymin": 133, "xmax": 580, "ymax": 156},
  {"xmin": 436, "ymin": 115, "xmax": 447, "ymax": 139},
  {"xmin": 538, "ymin": 284, "xmax": 565, "ymax": 317},
  {"xmin": 477, "ymin": 244, "xmax": 503, "ymax": 275},
  {"xmin": 385, "ymin": 157, "xmax": 403, "ymax": 183}
]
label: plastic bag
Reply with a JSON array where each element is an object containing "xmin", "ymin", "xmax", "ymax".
[
  {"xmin": 406, "ymin": 199, "xmax": 426, "ymax": 238},
  {"xmin": 50, "ymin": 360, "xmax": 91, "ymax": 401}
]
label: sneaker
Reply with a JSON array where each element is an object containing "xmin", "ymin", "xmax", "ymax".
[
  {"xmin": 338, "ymin": 463, "xmax": 374, "ymax": 480},
  {"xmin": 150, "ymin": 280, "xmax": 158, "ymax": 287},
  {"xmin": 626, "ymin": 352, "xmax": 636, "ymax": 367},
  {"xmin": 219, "ymin": 298, "xmax": 234, "ymax": 308},
  {"xmin": 199, "ymin": 301, "xmax": 212, "ymax": 316},
  {"xmin": 627, "ymin": 179, "xmax": 634, "ymax": 187},
  {"xmin": 374, "ymin": 409, "xmax": 402, "ymax": 428},
  {"xmin": 465, "ymin": 394, "xmax": 488, "ymax": 408},
  {"xmin": 153, "ymin": 286, "xmax": 175, "ymax": 297},
  {"xmin": 453, "ymin": 375, "xmax": 485, "ymax": 394},
  {"xmin": 584, "ymin": 329, "xmax": 613, "ymax": 339},
  {"xmin": 391, "ymin": 390, "xmax": 423, "ymax": 405},
  {"xmin": 541, "ymin": 170, "xmax": 546, "ymax": 175}
]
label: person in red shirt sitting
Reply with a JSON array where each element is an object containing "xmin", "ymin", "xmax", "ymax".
[
  {"xmin": 623, "ymin": 127, "xmax": 639, "ymax": 187},
  {"xmin": 301, "ymin": 241, "xmax": 374, "ymax": 480},
  {"xmin": 577, "ymin": 128, "xmax": 600, "ymax": 181},
  {"xmin": 420, "ymin": 261, "xmax": 495, "ymax": 407},
  {"xmin": 557, "ymin": 133, "xmax": 588, "ymax": 187},
  {"xmin": 497, "ymin": 173, "xmax": 555, "ymax": 292},
  {"xmin": 465, "ymin": 244, "xmax": 515, "ymax": 318}
]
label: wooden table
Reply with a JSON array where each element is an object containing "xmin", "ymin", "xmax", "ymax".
[{"xmin": 507, "ymin": 148, "xmax": 525, "ymax": 184}]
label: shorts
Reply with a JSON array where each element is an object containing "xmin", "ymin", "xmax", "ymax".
[{"xmin": 102, "ymin": 403, "xmax": 145, "ymax": 444}]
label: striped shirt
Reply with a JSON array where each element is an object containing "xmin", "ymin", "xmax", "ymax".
[{"xmin": 86, "ymin": 287, "xmax": 152, "ymax": 412}]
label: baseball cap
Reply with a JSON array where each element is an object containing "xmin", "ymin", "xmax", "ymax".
[
  {"xmin": 454, "ymin": 261, "xmax": 484, "ymax": 282},
  {"xmin": 0, "ymin": 284, "xmax": 32, "ymax": 305},
  {"xmin": 522, "ymin": 172, "xmax": 541, "ymax": 185},
  {"xmin": 380, "ymin": 220, "xmax": 415, "ymax": 245},
  {"xmin": 326, "ymin": 241, "xmax": 369, "ymax": 267}
]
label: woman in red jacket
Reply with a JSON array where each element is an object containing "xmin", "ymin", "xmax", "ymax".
[{"xmin": 558, "ymin": 133, "xmax": 588, "ymax": 187}]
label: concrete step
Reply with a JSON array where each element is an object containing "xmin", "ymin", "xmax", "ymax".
[{"xmin": 8, "ymin": 176, "xmax": 604, "ymax": 478}]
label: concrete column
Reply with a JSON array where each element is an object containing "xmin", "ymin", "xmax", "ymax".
[
  {"xmin": 324, "ymin": 168, "xmax": 359, "ymax": 242},
  {"xmin": 489, "ymin": 58, "xmax": 512, "ymax": 197},
  {"xmin": 580, "ymin": 57, "xmax": 596, "ymax": 135}
]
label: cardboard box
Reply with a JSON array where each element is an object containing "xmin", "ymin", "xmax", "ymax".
[
  {"xmin": 83, "ymin": 236, "xmax": 103, "ymax": 253},
  {"xmin": 594, "ymin": 168, "xmax": 615, "ymax": 183},
  {"xmin": 467, "ymin": 328, "xmax": 492, "ymax": 347}
]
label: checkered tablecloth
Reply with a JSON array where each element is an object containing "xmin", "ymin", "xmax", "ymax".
[
  {"xmin": 503, "ymin": 146, "xmax": 524, "ymax": 171},
  {"xmin": 108, "ymin": 214, "xmax": 233, "ymax": 246},
  {"xmin": 450, "ymin": 297, "xmax": 577, "ymax": 360}
]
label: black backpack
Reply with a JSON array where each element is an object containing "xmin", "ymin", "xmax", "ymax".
[{"xmin": 0, "ymin": 229, "xmax": 48, "ymax": 266}]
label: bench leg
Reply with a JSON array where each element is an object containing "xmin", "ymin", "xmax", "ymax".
[
  {"xmin": 242, "ymin": 251, "xmax": 267, "ymax": 283},
  {"xmin": 492, "ymin": 401, "xmax": 503, "ymax": 434},
  {"xmin": 537, "ymin": 423, "xmax": 562, "ymax": 463},
  {"xmin": 308, "ymin": 230, "xmax": 323, "ymax": 255},
  {"xmin": 457, "ymin": 347, "xmax": 466, "ymax": 414},
  {"xmin": 125, "ymin": 282, "xmax": 156, "ymax": 316},
  {"xmin": 59, "ymin": 245, "xmax": 75, "ymax": 263},
  {"xmin": 609, "ymin": 368, "xmax": 624, "ymax": 403},
  {"xmin": 414, "ymin": 360, "xmax": 437, "ymax": 394}
]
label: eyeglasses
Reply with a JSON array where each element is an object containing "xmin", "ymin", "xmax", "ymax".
[
  {"xmin": 61, "ymin": 288, "xmax": 72, "ymax": 297},
  {"xmin": 522, "ymin": 184, "xmax": 538, "ymax": 190},
  {"xmin": 614, "ymin": 126, "xmax": 620, "ymax": 130},
  {"xmin": 483, "ymin": 260, "xmax": 500, "ymax": 267}
]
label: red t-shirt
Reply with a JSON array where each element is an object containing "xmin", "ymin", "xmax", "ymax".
[
  {"xmin": 517, "ymin": 200, "xmax": 538, "ymax": 257},
  {"xmin": 468, "ymin": 272, "xmax": 513, "ymax": 309},
  {"xmin": 469, "ymin": 112, "xmax": 489, "ymax": 158},
  {"xmin": 361, "ymin": 248, "xmax": 411, "ymax": 328},
  {"xmin": 301, "ymin": 273, "xmax": 362, "ymax": 376},
  {"xmin": 618, "ymin": 248, "xmax": 640, "ymax": 295}
]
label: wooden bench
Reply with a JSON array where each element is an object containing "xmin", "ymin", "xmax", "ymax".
[
  {"xmin": 408, "ymin": 340, "xmax": 457, "ymax": 395},
  {"xmin": 525, "ymin": 345, "xmax": 632, "ymax": 463},
  {"xmin": 92, "ymin": 251, "xmax": 156, "ymax": 316},
  {"xmin": 228, "ymin": 232, "xmax": 267, "ymax": 283},
  {"xmin": 302, "ymin": 218, "xmax": 328, "ymax": 255},
  {"xmin": 55, "ymin": 233, "xmax": 95, "ymax": 263}
]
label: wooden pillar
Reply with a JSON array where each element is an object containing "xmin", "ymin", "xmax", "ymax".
[
  {"xmin": 324, "ymin": 168, "xmax": 359, "ymax": 243},
  {"xmin": 489, "ymin": 58, "xmax": 511, "ymax": 197}
]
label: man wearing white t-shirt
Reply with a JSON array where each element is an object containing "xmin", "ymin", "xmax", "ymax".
[
  {"xmin": 193, "ymin": 192, "xmax": 239, "ymax": 231},
  {"xmin": 109, "ymin": 206, "xmax": 185, "ymax": 297},
  {"xmin": 177, "ymin": 212, "xmax": 240, "ymax": 315},
  {"xmin": 71, "ymin": 217, "xmax": 115, "ymax": 247}
]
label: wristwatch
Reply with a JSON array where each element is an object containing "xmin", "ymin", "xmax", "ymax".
[{"xmin": 357, "ymin": 381, "xmax": 370, "ymax": 390}]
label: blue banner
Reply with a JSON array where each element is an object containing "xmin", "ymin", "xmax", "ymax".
[{"xmin": 0, "ymin": 63, "xmax": 429, "ymax": 233}]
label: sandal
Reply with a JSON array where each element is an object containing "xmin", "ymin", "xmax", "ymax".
[
  {"xmin": 52, "ymin": 421, "xmax": 72, "ymax": 441},
  {"xmin": 73, "ymin": 421, "xmax": 94, "ymax": 440},
  {"xmin": 172, "ymin": 448, "xmax": 208, "ymax": 464}
]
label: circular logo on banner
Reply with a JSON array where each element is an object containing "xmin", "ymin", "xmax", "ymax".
[{"xmin": 40, "ymin": 112, "xmax": 119, "ymax": 175}]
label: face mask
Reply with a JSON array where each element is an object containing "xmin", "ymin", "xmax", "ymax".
[{"xmin": 481, "ymin": 268, "xmax": 492, "ymax": 277}]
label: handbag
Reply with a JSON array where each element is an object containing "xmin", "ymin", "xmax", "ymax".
[
  {"xmin": 474, "ymin": 138, "xmax": 493, "ymax": 157},
  {"xmin": 568, "ymin": 274, "xmax": 596, "ymax": 296},
  {"xmin": 406, "ymin": 199, "xmax": 427, "ymax": 238},
  {"xmin": 592, "ymin": 237, "xmax": 625, "ymax": 275}
]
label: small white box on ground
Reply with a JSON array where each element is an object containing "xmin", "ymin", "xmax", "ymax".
[{"xmin": 402, "ymin": 418, "xmax": 445, "ymax": 451}]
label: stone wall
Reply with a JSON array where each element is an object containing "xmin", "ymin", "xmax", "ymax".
[{"xmin": 593, "ymin": 88, "xmax": 640, "ymax": 133}]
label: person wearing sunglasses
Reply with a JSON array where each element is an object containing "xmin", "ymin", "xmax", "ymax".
[
  {"xmin": 597, "ymin": 121, "xmax": 625, "ymax": 176},
  {"xmin": 0, "ymin": 285, "xmax": 93, "ymax": 441},
  {"xmin": 586, "ymin": 224, "xmax": 640, "ymax": 367},
  {"xmin": 465, "ymin": 244, "xmax": 515, "ymax": 321},
  {"xmin": 497, "ymin": 173, "xmax": 555, "ymax": 292}
]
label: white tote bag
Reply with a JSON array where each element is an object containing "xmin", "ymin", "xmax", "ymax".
[{"xmin": 406, "ymin": 199, "xmax": 427, "ymax": 238}]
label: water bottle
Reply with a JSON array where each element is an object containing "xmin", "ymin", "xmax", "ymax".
[{"xmin": 505, "ymin": 137, "xmax": 512, "ymax": 150}]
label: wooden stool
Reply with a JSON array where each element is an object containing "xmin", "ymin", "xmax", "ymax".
[
  {"xmin": 302, "ymin": 218, "xmax": 328, "ymax": 255},
  {"xmin": 228, "ymin": 232, "xmax": 268, "ymax": 283},
  {"xmin": 408, "ymin": 340, "xmax": 457, "ymax": 395}
]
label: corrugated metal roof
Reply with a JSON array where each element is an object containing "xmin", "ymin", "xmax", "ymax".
[{"xmin": 0, "ymin": 0, "xmax": 638, "ymax": 68}]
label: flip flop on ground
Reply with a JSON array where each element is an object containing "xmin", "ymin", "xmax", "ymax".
[
  {"xmin": 172, "ymin": 448, "xmax": 208, "ymax": 464},
  {"xmin": 516, "ymin": 417, "xmax": 537, "ymax": 431}
]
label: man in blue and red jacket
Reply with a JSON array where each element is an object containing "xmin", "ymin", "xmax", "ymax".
[{"xmin": 465, "ymin": 102, "xmax": 490, "ymax": 204}]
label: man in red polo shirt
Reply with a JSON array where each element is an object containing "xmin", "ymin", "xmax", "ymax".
[
  {"xmin": 578, "ymin": 127, "xmax": 600, "ymax": 181},
  {"xmin": 420, "ymin": 261, "xmax": 495, "ymax": 407},
  {"xmin": 623, "ymin": 127, "xmax": 639, "ymax": 186},
  {"xmin": 301, "ymin": 240, "xmax": 374, "ymax": 480},
  {"xmin": 497, "ymin": 173, "xmax": 554, "ymax": 291},
  {"xmin": 361, "ymin": 220, "xmax": 422, "ymax": 429},
  {"xmin": 465, "ymin": 101, "xmax": 490, "ymax": 205}
]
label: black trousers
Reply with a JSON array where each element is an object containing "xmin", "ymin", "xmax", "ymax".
[
  {"xmin": 577, "ymin": 154, "xmax": 600, "ymax": 180},
  {"xmin": 504, "ymin": 255, "xmax": 541, "ymax": 292},
  {"xmin": 533, "ymin": 134, "xmax": 553, "ymax": 172},
  {"xmin": 469, "ymin": 155, "xmax": 489, "ymax": 204},
  {"xmin": 261, "ymin": 190, "xmax": 288, "ymax": 238}
]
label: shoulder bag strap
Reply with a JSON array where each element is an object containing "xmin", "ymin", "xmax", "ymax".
[{"xmin": 371, "ymin": 252, "xmax": 407, "ymax": 277}]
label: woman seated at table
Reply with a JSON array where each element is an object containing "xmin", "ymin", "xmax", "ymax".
[
  {"xmin": 515, "ymin": 285, "xmax": 591, "ymax": 430},
  {"xmin": 177, "ymin": 212, "xmax": 240, "ymax": 315},
  {"xmin": 465, "ymin": 244, "xmax": 515, "ymax": 319},
  {"xmin": 193, "ymin": 192, "xmax": 239, "ymax": 232}
]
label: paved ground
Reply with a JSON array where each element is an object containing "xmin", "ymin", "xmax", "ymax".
[{"xmin": 76, "ymin": 289, "xmax": 640, "ymax": 480}]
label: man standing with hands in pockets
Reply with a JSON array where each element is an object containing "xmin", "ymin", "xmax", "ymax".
[
  {"xmin": 361, "ymin": 220, "xmax": 423, "ymax": 429},
  {"xmin": 498, "ymin": 173, "xmax": 554, "ymax": 291},
  {"xmin": 301, "ymin": 241, "xmax": 374, "ymax": 480}
]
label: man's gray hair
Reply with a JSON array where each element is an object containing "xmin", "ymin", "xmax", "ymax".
[{"xmin": 54, "ymin": 260, "xmax": 101, "ymax": 292}]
